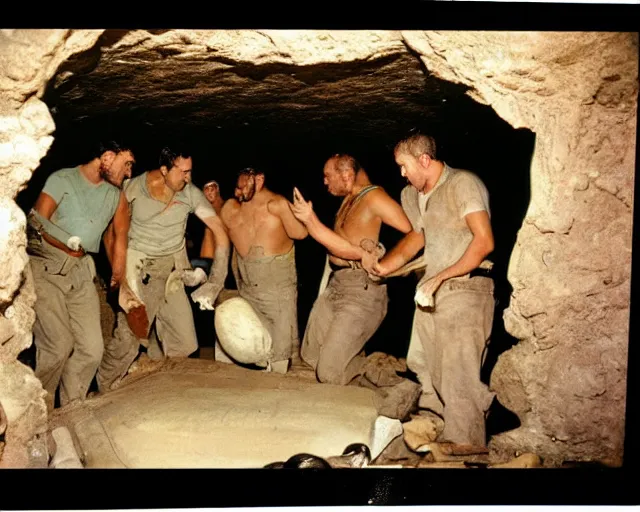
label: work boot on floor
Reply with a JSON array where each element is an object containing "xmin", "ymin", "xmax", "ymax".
[{"xmin": 362, "ymin": 352, "xmax": 407, "ymax": 387}]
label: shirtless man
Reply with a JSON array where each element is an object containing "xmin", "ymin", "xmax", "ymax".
[
  {"xmin": 214, "ymin": 168, "xmax": 308, "ymax": 373},
  {"xmin": 290, "ymin": 154, "xmax": 413, "ymax": 386}
]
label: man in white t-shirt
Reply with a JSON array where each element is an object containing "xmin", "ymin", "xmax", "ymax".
[{"xmin": 366, "ymin": 132, "xmax": 496, "ymax": 447}]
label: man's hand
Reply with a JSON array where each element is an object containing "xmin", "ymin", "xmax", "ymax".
[
  {"xmin": 290, "ymin": 187, "xmax": 314, "ymax": 224},
  {"xmin": 359, "ymin": 238, "xmax": 386, "ymax": 276},
  {"xmin": 190, "ymin": 281, "xmax": 219, "ymax": 311},
  {"xmin": 364, "ymin": 259, "xmax": 390, "ymax": 277},
  {"xmin": 361, "ymin": 250, "xmax": 379, "ymax": 275},
  {"xmin": 414, "ymin": 274, "xmax": 445, "ymax": 308}
]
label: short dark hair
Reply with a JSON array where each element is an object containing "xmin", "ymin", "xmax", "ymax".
[
  {"xmin": 159, "ymin": 146, "xmax": 193, "ymax": 169},
  {"xmin": 394, "ymin": 132, "xmax": 437, "ymax": 160},
  {"xmin": 237, "ymin": 167, "xmax": 265, "ymax": 180},
  {"xmin": 92, "ymin": 140, "xmax": 133, "ymax": 160}
]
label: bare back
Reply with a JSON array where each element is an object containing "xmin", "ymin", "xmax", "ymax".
[{"xmin": 221, "ymin": 189, "xmax": 294, "ymax": 259}]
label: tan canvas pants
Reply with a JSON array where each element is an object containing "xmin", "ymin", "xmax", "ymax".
[
  {"xmin": 407, "ymin": 275, "xmax": 496, "ymax": 447},
  {"xmin": 30, "ymin": 247, "xmax": 102, "ymax": 407},
  {"xmin": 97, "ymin": 252, "xmax": 198, "ymax": 392},
  {"xmin": 233, "ymin": 246, "xmax": 299, "ymax": 362},
  {"xmin": 302, "ymin": 268, "xmax": 388, "ymax": 385}
]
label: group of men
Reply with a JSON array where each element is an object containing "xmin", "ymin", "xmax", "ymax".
[{"xmin": 25, "ymin": 130, "xmax": 496, "ymax": 448}]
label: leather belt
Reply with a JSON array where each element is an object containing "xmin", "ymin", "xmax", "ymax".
[{"xmin": 42, "ymin": 232, "xmax": 85, "ymax": 258}]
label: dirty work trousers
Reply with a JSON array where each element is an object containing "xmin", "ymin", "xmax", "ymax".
[
  {"xmin": 233, "ymin": 245, "xmax": 299, "ymax": 362},
  {"xmin": 407, "ymin": 275, "xmax": 495, "ymax": 447},
  {"xmin": 30, "ymin": 246, "xmax": 102, "ymax": 407},
  {"xmin": 302, "ymin": 267, "xmax": 388, "ymax": 385},
  {"xmin": 97, "ymin": 253, "xmax": 198, "ymax": 392}
]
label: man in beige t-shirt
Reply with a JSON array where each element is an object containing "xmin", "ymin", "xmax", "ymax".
[
  {"xmin": 97, "ymin": 146, "xmax": 229, "ymax": 392},
  {"xmin": 367, "ymin": 132, "xmax": 496, "ymax": 448}
]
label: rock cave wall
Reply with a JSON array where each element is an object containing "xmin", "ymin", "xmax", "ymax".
[
  {"xmin": 0, "ymin": 29, "xmax": 636, "ymax": 468},
  {"xmin": 402, "ymin": 31, "xmax": 637, "ymax": 466}
]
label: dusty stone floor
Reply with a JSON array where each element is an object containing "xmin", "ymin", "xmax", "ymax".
[
  {"xmin": 49, "ymin": 356, "xmax": 393, "ymax": 468},
  {"xmin": 47, "ymin": 353, "xmax": 544, "ymax": 470}
]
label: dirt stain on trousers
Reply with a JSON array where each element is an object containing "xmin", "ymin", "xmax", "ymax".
[
  {"xmin": 302, "ymin": 267, "xmax": 388, "ymax": 385},
  {"xmin": 234, "ymin": 245, "xmax": 299, "ymax": 362}
]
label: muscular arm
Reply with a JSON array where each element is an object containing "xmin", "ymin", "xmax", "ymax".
[
  {"xmin": 290, "ymin": 187, "xmax": 365, "ymax": 260},
  {"xmin": 109, "ymin": 191, "xmax": 130, "ymax": 288},
  {"xmin": 304, "ymin": 210, "xmax": 366, "ymax": 260},
  {"xmin": 433, "ymin": 210, "xmax": 494, "ymax": 282},
  {"xmin": 200, "ymin": 193, "xmax": 229, "ymax": 258},
  {"xmin": 103, "ymin": 222, "xmax": 115, "ymax": 265},
  {"xmin": 191, "ymin": 208, "xmax": 231, "ymax": 306},
  {"xmin": 369, "ymin": 189, "xmax": 413, "ymax": 235},
  {"xmin": 200, "ymin": 228, "xmax": 215, "ymax": 259},
  {"xmin": 200, "ymin": 213, "xmax": 230, "ymax": 264},
  {"xmin": 375, "ymin": 230, "xmax": 425, "ymax": 276},
  {"xmin": 33, "ymin": 192, "xmax": 58, "ymax": 219},
  {"xmin": 268, "ymin": 196, "xmax": 308, "ymax": 240},
  {"xmin": 407, "ymin": 210, "xmax": 494, "ymax": 304},
  {"xmin": 195, "ymin": 197, "xmax": 231, "ymax": 271},
  {"xmin": 29, "ymin": 192, "xmax": 75, "ymax": 245}
]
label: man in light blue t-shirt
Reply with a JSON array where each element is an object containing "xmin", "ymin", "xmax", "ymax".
[{"xmin": 26, "ymin": 140, "xmax": 135, "ymax": 410}]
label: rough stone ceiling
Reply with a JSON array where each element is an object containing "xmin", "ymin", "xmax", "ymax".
[{"xmin": 43, "ymin": 29, "xmax": 477, "ymax": 142}]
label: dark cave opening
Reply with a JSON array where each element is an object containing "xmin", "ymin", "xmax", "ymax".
[{"xmin": 16, "ymin": 58, "xmax": 534, "ymax": 439}]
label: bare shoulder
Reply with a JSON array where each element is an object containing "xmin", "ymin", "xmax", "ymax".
[
  {"xmin": 365, "ymin": 186, "xmax": 395, "ymax": 206},
  {"xmin": 220, "ymin": 198, "xmax": 239, "ymax": 220},
  {"xmin": 369, "ymin": 186, "xmax": 390, "ymax": 198},
  {"xmin": 266, "ymin": 192, "xmax": 288, "ymax": 213}
]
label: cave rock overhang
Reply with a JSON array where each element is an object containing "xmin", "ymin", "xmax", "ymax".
[{"xmin": 42, "ymin": 29, "xmax": 516, "ymax": 164}]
